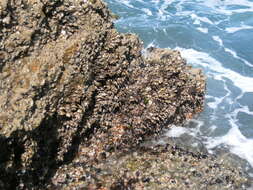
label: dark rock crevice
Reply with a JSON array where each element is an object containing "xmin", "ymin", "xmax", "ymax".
[{"xmin": 0, "ymin": 114, "xmax": 60, "ymax": 189}]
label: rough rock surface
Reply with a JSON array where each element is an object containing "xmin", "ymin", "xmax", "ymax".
[
  {"xmin": 50, "ymin": 143, "xmax": 251, "ymax": 190},
  {"xmin": 0, "ymin": 0, "xmax": 251, "ymax": 189}
]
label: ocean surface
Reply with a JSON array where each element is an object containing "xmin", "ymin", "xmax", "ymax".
[{"xmin": 105, "ymin": 0, "xmax": 253, "ymax": 173}]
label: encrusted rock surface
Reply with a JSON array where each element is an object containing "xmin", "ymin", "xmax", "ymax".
[
  {"xmin": 50, "ymin": 143, "xmax": 251, "ymax": 190},
  {"xmin": 0, "ymin": 0, "xmax": 251, "ymax": 189}
]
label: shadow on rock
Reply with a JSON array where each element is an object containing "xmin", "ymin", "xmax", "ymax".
[{"xmin": 0, "ymin": 114, "xmax": 63, "ymax": 189}]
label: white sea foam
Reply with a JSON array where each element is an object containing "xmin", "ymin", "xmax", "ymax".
[
  {"xmin": 212, "ymin": 36, "xmax": 223, "ymax": 46},
  {"xmin": 142, "ymin": 8, "xmax": 153, "ymax": 16},
  {"xmin": 193, "ymin": 19, "xmax": 201, "ymax": 25},
  {"xmin": 226, "ymin": 25, "xmax": 253, "ymax": 33},
  {"xmin": 117, "ymin": 0, "xmax": 253, "ymax": 16},
  {"xmin": 199, "ymin": 0, "xmax": 253, "ymax": 15},
  {"xmin": 207, "ymin": 97, "xmax": 224, "ymax": 109},
  {"xmin": 166, "ymin": 126, "xmax": 188, "ymax": 137},
  {"xmin": 224, "ymin": 48, "xmax": 253, "ymax": 67},
  {"xmin": 212, "ymin": 36, "xmax": 253, "ymax": 68},
  {"xmin": 197, "ymin": 27, "xmax": 209, "ymax": 33},
  {"xmin": 166, "ymin": 119, "xmax": 203, "ymax": 138},
  {"xmin": 173, "ymin": 47, "xmax": 253, "ymax": 167},
  {"xmin": 120, "ymin": 0, "xmax": 134, "ymax": 8},
  {"xmin": 209, "ymin": 125, "xmax": 217, "ymax": 132},
  {"xmin": 191, "ymin": 14, "xmax": 214, "ymax": 25},
  {"xmin": 231, "ymin": 105, "xmax": 253, "ymax": 119},
  {"xmin": 205, "ymin": 123, "xmax": 253, "ymax": 167},
  {"xmin": 175, "ymin": 47, "xmax": 253, "ymax": 93}
]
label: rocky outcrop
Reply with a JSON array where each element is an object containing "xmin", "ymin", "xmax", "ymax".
[
  {"xmin": 0, "ymin": 0, "xmax": 250, "ymax": 189},
  {"xmin": 51, "ymin": 143, "xmax": 250, "ymax": 190}
]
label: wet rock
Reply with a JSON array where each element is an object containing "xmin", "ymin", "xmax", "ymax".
[{"xmin": 51, "ymin": 144, "xmax": 252, "ymax": 190}]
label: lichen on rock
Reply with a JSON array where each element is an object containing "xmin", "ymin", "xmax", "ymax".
[{"xmin": 0, "ymin": 0, "xmax": 251, "ymax": 189}]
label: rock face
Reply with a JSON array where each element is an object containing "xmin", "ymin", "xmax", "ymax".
[
  {"xmin": 0, "ymin": 0, "xmax": 250, "ymax": 189},
  {"xmin": 51, "ymin": 144, "xmax": 250, "ymax": 190}
]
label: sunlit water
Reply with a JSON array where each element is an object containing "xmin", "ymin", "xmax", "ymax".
[{"xmin": 105, "ymin": 0, "xmax": 253, "ymax": 172}]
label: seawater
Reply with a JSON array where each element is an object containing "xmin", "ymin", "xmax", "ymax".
[{"xmin": 105, "ymin": 0, "xmax": 253, "ymax": 171}]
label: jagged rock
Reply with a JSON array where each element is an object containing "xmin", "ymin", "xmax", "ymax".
[
  {"xmin": 51, "ymin": 144, "xmax": 251, "ymax": 190},
  {"xmin": 0, "ymin": 0, "xmax": 250, "ymax": 189}
]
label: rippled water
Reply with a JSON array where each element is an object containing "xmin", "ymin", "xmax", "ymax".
[{"xmin": 105, "ymin": 0, "xmax": 253, "ymax": 170}]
